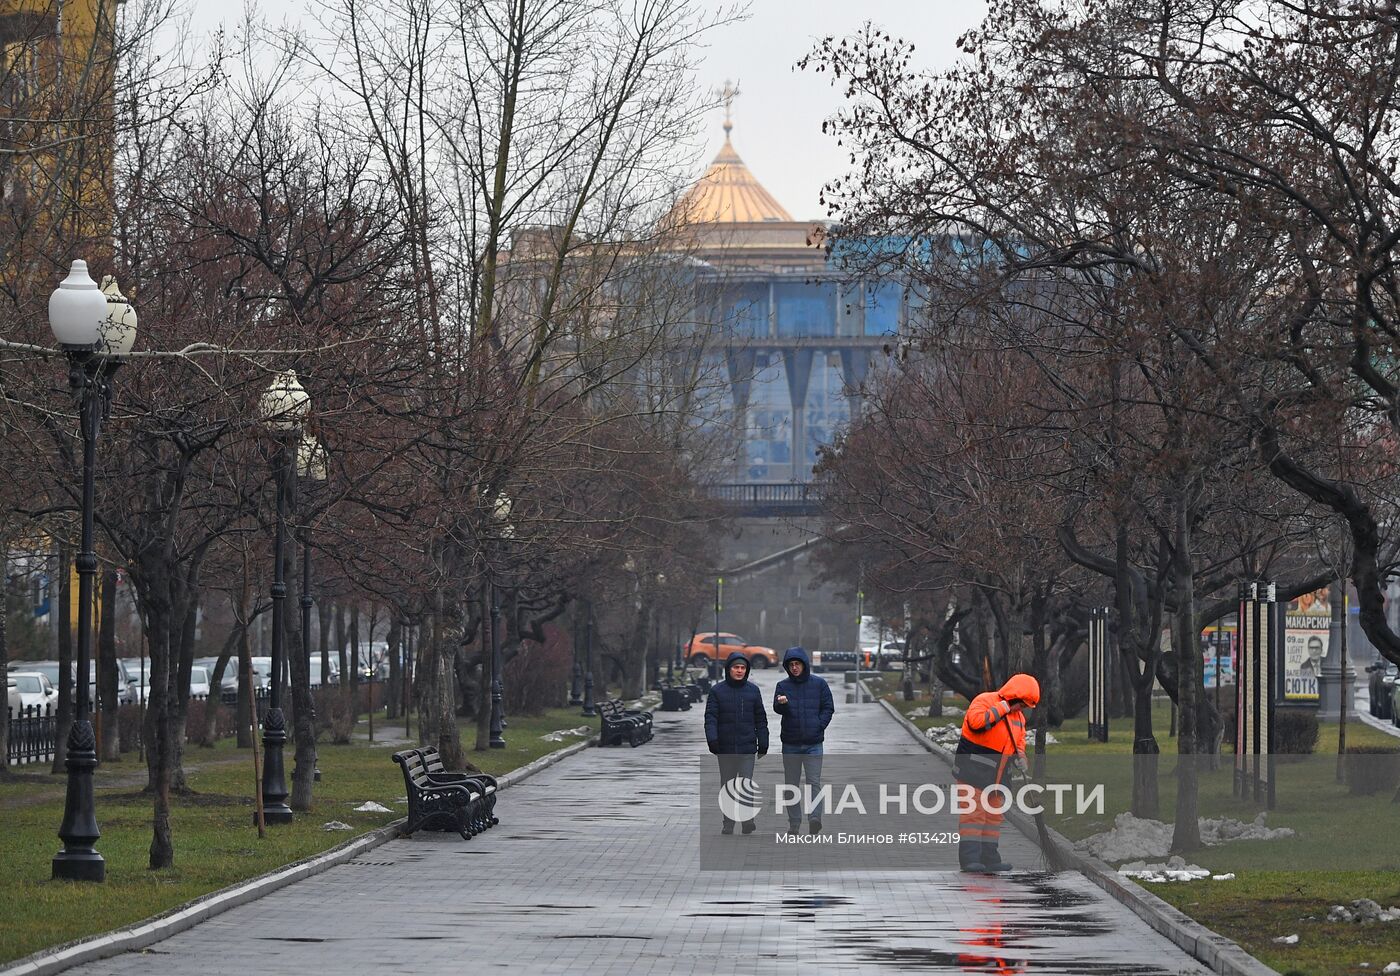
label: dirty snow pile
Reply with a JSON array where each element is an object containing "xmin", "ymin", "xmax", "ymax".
[
  {"xmin": 1328, "ymin": 900, "xmax": 1400, "ymax": 924},
  {"xmin": 540, "ymin": 726, "xmax": 592, "ymax": 742},
  {"xmin": 322, "ymin": 821, "xmax": 353, "ymax": 831},
  {"xmin": 1076, "ymin": 811, "xmax": 1295, "ymax": 863},
  {"xmin": 1024, "ymin": 729, "xmax": 1059, "ymax": 747},
  {"xmin": 1117, "ymin": 857, "xmax": 1210, "ymax": 882},
  {"xmin": 353, "ymin": 801, "xmax": 393, "ymax": 813},
  {"xmin": 925, "ymin": 725, "xmax": 962, "ymax": 747}
]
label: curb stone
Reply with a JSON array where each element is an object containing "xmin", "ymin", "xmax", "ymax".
[
  {"xmin": 0, "ymin": 735, "xmax": 600, "ymax": 976},
  {"xmin": 877, "ymin": 698, "xmax": 1280, "ymax": 976}
]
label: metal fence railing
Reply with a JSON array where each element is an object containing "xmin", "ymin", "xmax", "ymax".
[{"xmin": 7, "ymin": 704, "xmax": 57, "ymax": 765}]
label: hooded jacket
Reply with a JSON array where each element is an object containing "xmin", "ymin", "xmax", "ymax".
[
  {"xmin": 704, "ymin": 651, "xmax": 769, "ymax": 755},
  {"xmin": 953, "ymin": 674, "xmax": 1041, "ymax": 789},
  {"xmin": 773, "ymin": 646, "xmax": 834, "ymax": 746}
]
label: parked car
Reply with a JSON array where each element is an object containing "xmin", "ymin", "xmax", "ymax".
[
  {"xmin": 220, "ymin": 656, "xmax": 272, "ymax": 704},
  {"xmin": 9, "ymin": 671, "xmax": 58, "ymax": 711},
  {"xmin": 189, "ymin": 665, "xmax": 212, "ymax": 698},
  {"xmin": 7, "ymin": 675, "xmax": 22, "ymax": 714},
  {"xmin": 815, "ymin": 649, "xmax": 858, "ymax": 671},
  {"xmin": 308, "ymin": 658, "xmax": 340, "ymax": 687},
  {"xmin": 682, "ymin": 632, "xmax": 778, "ymax": 667}
]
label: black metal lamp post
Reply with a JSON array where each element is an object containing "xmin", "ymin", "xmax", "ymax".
[
  {"xmin": 51, "ymin": 262, "xmax": 136, "ymax": 882},
  {"xmin": 488, "ymin": 580, "xmax": 505, "ymax": 748},
  {"xmin": 256, "ymin": 370, "xmax": 310, "ymax": 825},
  {"xmin": 568, "ymin": 610, "xmax": 584, "ymax": 705},
  {"xmin": 297, "ymin": 436, "xmax": 327, "ymax": 780},
  {"xmin": 486, "ymin": 494, "xmax": 512, "ymax": 749},
  {"xmin": 582, "ymin": 602, "xmax": 596, "ymax": 717}
]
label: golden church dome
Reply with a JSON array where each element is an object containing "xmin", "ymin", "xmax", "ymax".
[{"xmin": 667, "ymin": 126, "xmax": 793, "ymax": 226}]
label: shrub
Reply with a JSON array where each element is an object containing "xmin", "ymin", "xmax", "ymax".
[
  {"xmin": 1273, "ymin": 708, "xmax": 1320, "ymax": 758},
  {"xmin": 1342, "ymin": 745, "xmax": 1400, "ymax": 796}
]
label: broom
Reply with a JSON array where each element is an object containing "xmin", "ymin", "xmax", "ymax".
[{"xmin": 1020, "ymin": 728, "xmax": 1070, "ymax": 872}]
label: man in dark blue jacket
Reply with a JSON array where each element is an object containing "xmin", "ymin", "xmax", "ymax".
[
  {"xmin": 772, "ymin": 646, "xmax": 833, "ymax": 834},
  {"xmin": 705, "ymin": 651, "xmax": 769, "ymax": 835}
]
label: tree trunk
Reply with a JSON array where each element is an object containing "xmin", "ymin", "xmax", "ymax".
[
  {"xmin": 475, "ymin": 585, "xmax": 491, "ymax": 750},
  {"xmin": 236, "ymin": 566, "xmax": 255, "ymax": 749},
  {"xmin": 143, "ymin": 594, "xmax": 176, "ymax": 869},
  {"xmin": 318, "ymin": 598, "xmax": 331, "ymax": 690},
  {"xmin": 1170, "ymin": 493, "xmax": 1202, "ymax": 854},
  {"xmin": 98, "ymin": 569, "xmax": 120, "ymax": 762},
  {"xmin": 386, "ymin": 617, "xmax": 402, "ymax": 719},
  {"xmin": 0, "ymin": 541, "xmax": 9, "ymax": 773},
  {"xmin": 288, "ymin": 532, "xmax": 316, "ymax": 812},
  {"xmin": 1130, "ymin": 678, "xmax": 1160, "ymax": 818},
  {"xmin": 434, "ymin": 589, "xmax": 463, "ymax": 767},
  {"xmin": 52, "ymin": 546, "xmax": 73, "ymax": 773}
]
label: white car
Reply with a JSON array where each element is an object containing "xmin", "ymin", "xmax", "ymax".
[
  {"xmin": 189, "ymin": 665, "xmax": 212, "ymax": 698},
  {"xmin": 7, "ymin": 676, "xmax": 21, "ymax": 714},
  {"xmin": 9, "ymin": 671, "xmax": 59, "ymax": 712}
]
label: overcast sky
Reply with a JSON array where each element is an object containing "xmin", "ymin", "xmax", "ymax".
[
  {"xmin": 184, "ymin": 1, "xmax": 986, "ymax": 222},
  {"xmin": 691, "ymin": 2, "xmax": 987, "ymax": 221}
]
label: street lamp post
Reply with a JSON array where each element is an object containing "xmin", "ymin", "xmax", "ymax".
[
  {"xmin": 297, "ymin": 437, "xmax": 327, "ymax": 780},
  {"xmin": 487, "ymin": 494, "xmax": 512, "ymax": 749},
  {"xmin": 569, "ymin": 611, "xmax": 584, "ymax": 705},
  {"xmin": 256, "ymin": 370, "xmax": 310, "ymax": 825},
  {"xmin": 582, "ymin": 602, "xmax": 596, "ymax": 717},
  {"xmin": 51, "ymin": 262, "xmax": 136, "ymax": 883}
]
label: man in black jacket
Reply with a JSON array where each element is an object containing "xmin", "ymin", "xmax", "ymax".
[
  {"xmin": 772, "ymin": 646, "xmax": 834, "ymax": 834},
  {"xmin": 705, "ymin": 651, "xmax": 769, "ymax": 834}
]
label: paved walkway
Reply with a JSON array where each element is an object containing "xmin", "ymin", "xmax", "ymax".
[{"xmin": 71, "ymin": 674, "xmax": 1210, "ymax": 975}]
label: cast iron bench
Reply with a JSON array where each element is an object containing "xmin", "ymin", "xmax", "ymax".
[
  {"xmin": 598, "ymin": 699, "xmax": 653, "ymax": 747},
  {"xmin": 391, "ymin": 749, "xmax": 492, "ymax": 839},
  {"xmin": 660, "ymin": 685, "xmax": 691, "ymax": 711},
  {"xmin": 420, "ymin": 746, "xmax": 500, "ymax": 830}
]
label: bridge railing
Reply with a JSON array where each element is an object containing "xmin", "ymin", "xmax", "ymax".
[{"xmin": 709, "ymin": 483, "xmax": 822, "ymax": 515}]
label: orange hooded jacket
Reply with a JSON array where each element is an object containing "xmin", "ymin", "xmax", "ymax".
[{"xmin": 953, "ymin": 674, "xmax": 1041, "ymax": 788}]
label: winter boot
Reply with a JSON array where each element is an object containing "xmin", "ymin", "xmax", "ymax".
[
  {"xmin": 981, "ymin": 841, "xmax": 1012, "ymax": 872},
  {"xmin": 721, "ymin": 820, "xmax": 735, "ymax": 835},
  {"xmin": 958, "ymin": 838, "xmax": 987, "ymax": 873},
  {"xmin": 741, "ymin": 818, "xmax": 757, "ymax": 834}
]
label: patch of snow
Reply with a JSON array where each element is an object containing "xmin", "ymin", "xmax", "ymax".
[
  {"xmin": 1212, "ymin": 873, "xmax": 1235, "ymax": 881},
  {"xmin": 1118, "ymin": 856, "xmax": 1210, "ymax": 883},
  {"xmin": 540, "ymin": 725, "xmax": 592, "ymax": 742},
  {"xmin": 1381, "ymin": 963, "xmax": 1400, "ymax": 973},
  {"xmin": 1076, "ymin": 811, "xmax": 1295, "ymax": 863},
  {"xmin": 1272, "ymin": 934, "xmax": 1299, "ymax": 945},
  {"xmin": 353, "ymin": 801, "xmax": 393, "ymax": 813},
  {"xmin": 1328, "ymin": 900, "xmax": 1400, "ymax": 924},
  {"xmin": 322, "ymin": 821, "xmax": 353, "ymax": 831}
]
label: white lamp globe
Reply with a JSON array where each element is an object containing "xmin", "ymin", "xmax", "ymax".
[
  {"xmin": 259, "ymin": 370, "xmax": 311, "ymax": 430},
  {"xmin": 48, "ymin": 260, "xmax": 109, "ymax": 347},
  {"xmin": 99, "ymin": 276, "xmax": 138, "ymax": 357}
]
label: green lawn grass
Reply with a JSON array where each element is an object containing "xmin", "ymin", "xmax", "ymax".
[
  {"xmin": 0, "ymin": 704, "xmax": 595, "ymax": 964},
  {"xmin": 867, "ymin": 671, "xmax": 1400, "ymax": 975}
]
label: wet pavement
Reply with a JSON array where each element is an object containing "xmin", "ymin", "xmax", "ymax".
[{"xmin": 69, "ymin": 672, "xmax": 1211, "ymax": 975}]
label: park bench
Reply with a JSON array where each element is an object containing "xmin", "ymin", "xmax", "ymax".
[
  {"xmin": 391, "ymin": 749, "xmax": 493, "ymax": 839},
  {"xmin": 597, "ymin": 698, "xmax": 653, "ymax": 747},
  {"xmin": 420, "ymin": 746, "xmax": 500, "ymax": 829},
  {"xmin": 660, "ymin": 684, "xmax": 691, "ymax": 712}
]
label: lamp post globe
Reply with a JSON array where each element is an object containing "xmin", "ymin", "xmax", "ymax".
[
  {"xmin": 48, "ymin": 260, "xmax": 108, "ymax": 348},
  {"xmin": 99, "ymin": 276, "xmax": 137, "ymax": 357},
  {"xmin": 255, "ymin": 372, "xmax": 308, "ymax": 825},
  {"xmin": 50, "ymin": 260, "xmax": 136, "ymax": 883},
  {"xmin": 260, "ymin": 369, "xmax": 311, "ymax": 431}
]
